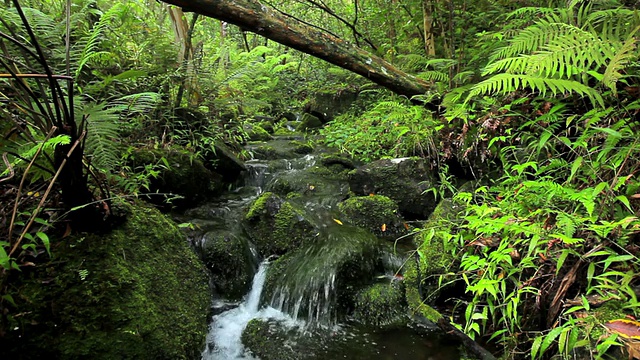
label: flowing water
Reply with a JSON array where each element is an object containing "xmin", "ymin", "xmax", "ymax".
[
  {"xmin": 202, "ymin": 261, "xmax": 300, "ymax": 360},
  {"xmin": 187, "ymin": 138, "xmax": 461, "ymax": 360}
]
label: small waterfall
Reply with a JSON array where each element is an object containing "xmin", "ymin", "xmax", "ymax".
[
  {"xmin": 203, "ymin": 261, "xmax": 300, "ymax": 360},
  {"xmin": 244, "ymin": 161, "xmax": 270, "ymax": 195},
  {"xmin": 269, "ymin": 223, "xmax": 377, "ymax": 327}
]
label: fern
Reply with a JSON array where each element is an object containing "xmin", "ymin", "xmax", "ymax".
[
  {"xmin": 82, "ymin": 102, "xmax": 120, "ymax": 172},
  {"xmin": 602, "ymin": 29, "xmax": 639, "ymax": 95},
  {"xmin": 471, "ymin": 4, "xmax": 638, "ymax": 106},
  {"xmin": 468, "ymin": 74, "xmax": 604, "ymax": 107},
  {"xmin": 74, "ymin": 3, "xmax": 129, "ymax": 77},
  {"xmin": 417, "ymin": 70, "xmax": 449, "ymax": 83}
]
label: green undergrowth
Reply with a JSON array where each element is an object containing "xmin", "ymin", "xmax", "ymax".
[{"xmin": 419, "ymin": 103, "xmax": 640, "ymax": 359}]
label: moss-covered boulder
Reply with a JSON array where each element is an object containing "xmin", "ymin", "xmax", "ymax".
[
  {"xmin": 352, "ymin": 282, "xmax": 407, "ymax": 326},
  {"xmin": 211, "ymin": 141, "xmax": 247, "ymax": 182},
  {"xmin": 200, "ymin": 231, "xmax": 254, "ymax": 300},
  {"xmin": 403, "ymin": 198, "xmax": 465, "ymax": 315},
  {"xmin": 245, "ymin": 124, "xmax": 272, "ymax": 141},
  {"xmin": 320, "ymin": 154, "xmax": 356, "ymax": 173},
  {"xmin": 129, "ymin": 148, "xmax": 222, "ymax": 209},
  {"xmin": 403, "ymin": 259, "xmax": 444, "ymax": 324},
  {"xmin": 245, "ymin": 192, "xmax": 317, "ymax": 256},
  {"xmin": 348, "ymin": 157, "xmax": 437, "ymax": 219},
  {"xmin": 265, "ymin": 165, "xmax": 349, "ymax": 205},
  {"xmin": 2, "ymin": 202, "xmax": 210, "ymax": 360},
  {"xmin": 303, "ymin": 90, "xmax": 358, "ymax": 123},
  {"xmin": 290, "ymin": 140, "xmax": 314, "ymax": 154},
  {"xmin": 296, "ymin": 113, "xmax": 323, "ymax": 131},
  {"xmin": 246, "ymin": 139, "xmax": 306, "ymax": 160},
  {"xmin": 338, "ymin": 195, "xmax": 407, "ymax": 240}
]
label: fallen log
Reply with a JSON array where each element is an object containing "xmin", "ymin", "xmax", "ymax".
[{"xmin": 159, "ymin": 0, "xmax": 431, "ymax": 98}]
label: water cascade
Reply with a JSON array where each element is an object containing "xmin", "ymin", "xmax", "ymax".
[{"xmin": 187, "ymin": 137, "xmax": 461, "ymax": 359}]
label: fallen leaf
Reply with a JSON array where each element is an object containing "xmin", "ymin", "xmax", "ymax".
[
  {"xmin": 333, "ymin": 219, "xmax": 343, "ymax": 225},
  {"xmin": 63, "ymin": 223, "xmax": 72, "ymax": 238},
  {"xmin": 604, "ymin": 319, "xmax": 640, "ymax": 340},
  {"xmin": 381, "ymin": 223, "xmax": 386, "ymax": 232}
]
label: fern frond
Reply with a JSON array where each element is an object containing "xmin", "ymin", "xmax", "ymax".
[
  {"xmin": 81, "ymin": 102, "xmax": 120, "ymax": 172},
  {"xmin": 75, "ymin": 3, "xmax": 127, "ymax": 77},
  {"xmin": 417, "ymin": 71, "xmax": 449, "ymax": 83},
  {"xmin": 505, "ymin": 6, "xmax": 557, "ymax": 20},
  {"xmin": 467, "ymin": 74, "xmax": 604, "ymax": 107},
  {"xmin": 602, "ymin": 29, "xmax": 639, "ymax": 95},
  {"xmin": 529, "ymin": 29, "xmax": 605, "ymax": 78}
]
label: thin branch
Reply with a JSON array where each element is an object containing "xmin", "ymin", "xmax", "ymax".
[
  {"xmin": 262, "ymin": 0, "xmax": 342, "ymax": 40},
  {"xmin": 10, "ymin": 130, "xmax": 86, "ymax": 257},
  {"xmin": 304, "ymin": 0, "xmax": 377, "ymax": 50},
  {"xmin": 8, "ymin": 127, "xmax": 57, "ymax": 244}
]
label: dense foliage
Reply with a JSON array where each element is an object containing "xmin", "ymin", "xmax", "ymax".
[{"xmin": 1, "ymin": 0, "xmax": 640, "ymax": 359}]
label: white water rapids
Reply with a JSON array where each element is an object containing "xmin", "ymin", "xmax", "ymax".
[{"xmin": 202, "ymin": 261, "xmax": 301, "ymax": 360}]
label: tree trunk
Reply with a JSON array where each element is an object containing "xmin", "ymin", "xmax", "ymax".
[
  {"xmin": 159, "ymin": 0, "xmax": 430, "ymax": 98},
  {"xmin": 423, "ymin": 0, "xmax": 436, "ymax": 57}
]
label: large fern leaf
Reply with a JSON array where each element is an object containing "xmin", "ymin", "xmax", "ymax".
[
  {"xmin": 81, "ymin": 102, "xmax": 120, "ymax": 172},
  {"xmin": 602, "ymin": 29, "xmax": 639, "ymax": 95},
  {"xmin": 467, "ymin": 74, "xmax": 604, "ymax": 107}
]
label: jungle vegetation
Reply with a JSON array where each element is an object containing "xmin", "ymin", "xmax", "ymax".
[{"xmin": 1, "ymin": 0, "xmax": 640, "ymax": 358}]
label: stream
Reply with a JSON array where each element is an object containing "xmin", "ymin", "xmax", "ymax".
[{"xmin": 182, "ymin": 137, "xmax": 462, "ymax": 360}]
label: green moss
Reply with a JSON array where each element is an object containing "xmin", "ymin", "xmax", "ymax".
[
  {"xmin": 320, "ymin": 154, "xmax": 355, "ymax": 173},
  {"xmin": 403, "ymin": 260, "xmax": 442, "ymax": 323},
  {"xmin": 246, "ymin": 192, "xmax": 275, "ymax": 220},
  {"xmin": 4, "ymin": 201, "xmax": 210, "ymax": 359},
  {"xmin": 296, "ymin": 113, "xmax": 323, "ymax": 132},
  {"xmin": 246, "ymin": 124, "xmax": 272, "ymax": 141},
  {"xmin": 250, "ymin": 145, "xmax": 278, "ymax": 160},
  {"xmin": 274, "ymin": 127, "xmax": 296, "ymax": 136},
  {"xmin": 290, "ymin": 140, "xmax": 314, "ymax": 154},
  {"xmin": 338, "ymin": 195, "xmax": 405, "ymax": 239},
  {"xmin": 415, "ymin": 230, "xmax": 455, "ymax": 278},
  {"xmin": 245, "ymin": 193, "xmax": 316, "ymax": 256},
  {"xmin": 201, "ymin": 232, "xmax": 253, "ymax": 299},
  {"xmin": 352, "ymin": 282, "xmax": 407, "ymax": 326}
]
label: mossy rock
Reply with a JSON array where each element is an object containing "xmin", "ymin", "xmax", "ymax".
[
  {"xmin": 257, "ymin": 121, "xmax": 275, "ymax": 134},
  {"xmin": 245, "ymin": 124, "xmax": 273, "ymax": 141},
  {"xmin": 241, "ymin": 319, "xmax": 309, "ymax": 360},
  {"xmin": 290, "ymin": 140, "xmax": 314, "ymax": 154},
  {"xmin": 352, "ymin": 282, "xmax": 407, "ymax": 326},
  {"xmin": 129, "ymin": 148, "xmax": 222, "ymax": 209},
  {"xmin": 338, "ymin": 195, "xmax": 407, "ymax": 240},
  {"xmin": 245, "ymin": 192, "xmax": 317, "ymax": 256},
  {"xmin": 210, "ymin": 141, "xmax": 247, "ymax": 182},
  {"xmin": 200, "ymin": 231, "xmax": 254, "ymax": 300},
  {"xmin": 250, "ymin": 144, "xmax": 279, "ymax": 160},
  {"xmin": 265, "ymin": 165, "xmax": 349, "ymax": 205},
  {"xmin": 273, "ymin": 127, "xmax": 298, "ymax": 137},
  {"xmin": 348, "ymin": 157, "xmax": 436, "ymax": 219},
  {"xmin": 296, "ymin": 113, "xmax": 323, "ymax": 132},
  {"xmin": 320, "ymin": 154, "xmax": 356, "ymax": 173},
  {"xmin": 403, "ymin": 260, "xmax": 443, "ymax": 324},
  {"xmin": 2, "ymin": 202, "xmax": 210, "ymax": 360}
]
